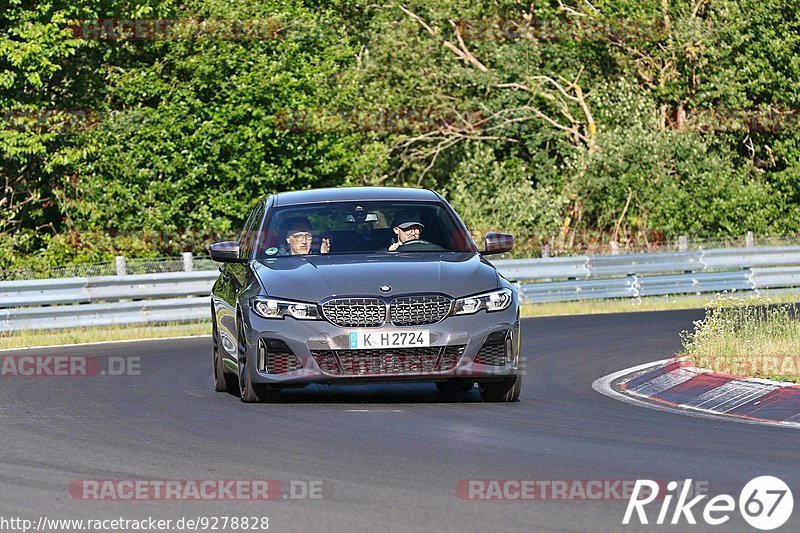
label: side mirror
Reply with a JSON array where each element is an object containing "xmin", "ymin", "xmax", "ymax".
[
  {"xmin": 482, "ymin": 232, "xmax": 514, "ymax": 255},
  {"xmin": 209, "ymin": 241, "xmax": 247, "ymax": 263}
]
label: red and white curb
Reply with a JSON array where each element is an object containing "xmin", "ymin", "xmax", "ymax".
[{"xmin": 592, "ymin": 359, "xmax": 800, "ymax": 429}]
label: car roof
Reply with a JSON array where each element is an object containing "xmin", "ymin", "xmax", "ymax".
[{"xmin": 272, "ymin": 187, "xmax": 440, "ymax": 207}]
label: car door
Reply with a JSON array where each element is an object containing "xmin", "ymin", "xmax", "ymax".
[{"xmin": 213, "ymin": 201, "xmax": 263, "ymax": 362}]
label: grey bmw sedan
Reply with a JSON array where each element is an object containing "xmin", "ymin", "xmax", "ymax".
[{"xmin": 209, "ymin": 187, "xmax": 522, "ymax": 402}]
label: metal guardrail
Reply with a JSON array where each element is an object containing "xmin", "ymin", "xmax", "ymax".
[
  {"xmin": 1, "ymin": 271, "xmax": 219, "ymax": 307},
  {"xmin": 3, "ymin": 297, "xmax": 209, "ymax": 332},
  {"xmin": 491, "ymin": 246, "xmax": 800, "ymax": 280},
  {"xmin": 498, "ymin": 246, "xmax": 800, "ymax": 303},
  {"xmin": 0, "ymin": 270, "xmax": 217, "ymax": 332},
  {"xmin": 3, "ymin": 246, "xmax": 800, "ymax": 332}
]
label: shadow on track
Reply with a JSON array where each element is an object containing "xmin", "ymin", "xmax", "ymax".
[{"xmin": 220, "ymin": 383, "xmax": 503, "ymax": 404}]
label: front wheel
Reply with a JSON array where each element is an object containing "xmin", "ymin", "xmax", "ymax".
[
  {"xmin": 237, "ymin": 320, "xmax": 280, "ymax": 403},
  {"xmin": 478, "ymin": 370, "xmax": 522, "ymax": 402},
  {"xmin": 212, "ymin": 311, "xmax": 235, "ymax": 392}
]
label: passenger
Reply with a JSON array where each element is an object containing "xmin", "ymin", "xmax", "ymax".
[
  {"xmin": 388, "ymin": 211, "xmax": 424, "ymax": 251},
  {"xmin": 282, "ymin": 217, "xmax": 330, "ymax": 255}
]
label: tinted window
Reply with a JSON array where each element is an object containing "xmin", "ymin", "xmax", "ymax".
[
  {"xmin": 257, "ymin": 201, "xmax": 475, "ymax": 257},
  {"xmin": 238, "ymin": 209, "xmax": 256, "ymax": 249},
  {"xmin": 239, "ymin": 201, "xmax": 264, "ymax": 258}
]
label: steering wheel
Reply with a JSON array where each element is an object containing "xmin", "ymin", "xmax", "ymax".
[{"xmin": 397, "ymin": 239, "xmax": 444, "ymax": 251}]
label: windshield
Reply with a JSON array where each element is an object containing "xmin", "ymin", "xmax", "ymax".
[{"xmin": 256, "ymin": 201, "xmax": 476, "ymax": 257}]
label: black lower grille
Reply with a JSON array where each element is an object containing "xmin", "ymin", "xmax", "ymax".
[
  {"xmin": 311, "ymin": 346, "xmax": 465, "ymax": 376},
  {"xmin": 260, "ymin": 339, "xmax": 303, "ymax": 374},
  {"xmin": 438, "ymin": 347, "xmax": 464, "ymax": 370},
  {"xmin": 474, "ymin": 331, "xmax": 509, "ymax": 365},
  {"xmin": 313, "ymin": 351, "xmax": 339, "ymax": 374},
  {"xmin": 474, "ymin": 344, "xmax": 507, "ymax": 365}
]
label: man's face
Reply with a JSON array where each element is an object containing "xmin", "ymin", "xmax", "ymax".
[
  {"xmin": 287, "ymin": 231, "xmax": 312, "ymax": 255},
  {"xmin": 394, "ymin": 225, "xmax": 422, "ymax": 244}
]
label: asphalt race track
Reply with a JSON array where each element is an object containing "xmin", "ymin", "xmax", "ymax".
[{"xmin": 2, "ymin": 309, "xmax": 799, "ymax": 532}]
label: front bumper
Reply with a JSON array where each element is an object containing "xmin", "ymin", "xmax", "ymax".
[{"xmin": 242, "ymin": 306, "xmax": 521, "ymax": 385}]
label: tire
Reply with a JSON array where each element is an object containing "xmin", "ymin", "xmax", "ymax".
[
  {"xmin": 212, "ymin": 310, "xmax": 233, "ymax": 392},
  {"xmin": 236, "ymin": 318, "xmax": 280, "ymax": 403},
  {"xmin": 478, "ymin": 370, "xmax": 522, "ymax": 402},
  {"xmin": 435, "ymin": 379, "xmax": 475, "ymax": 393}
]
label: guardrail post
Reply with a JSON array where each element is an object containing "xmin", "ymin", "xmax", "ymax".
[
  {"xmin": 183, "ymin": 252, "xmax": 193, "ymax": 272},
  {"xmin": 678, "ymin": 235, "xmax": 687, "ymax": 252},
  {"xmin": 541, "ymin": 244, "xmax": 550, "ymax": 258},
  {"xmin": 746, "ymin": 231, "xmax": 754, "ymax": 247},
  {"xmin": 115, "ymin": 256, "xmax": 127, "ymax": 276}
]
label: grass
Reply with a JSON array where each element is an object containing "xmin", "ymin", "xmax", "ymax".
[
  {"xmin": 0, "ymin": 321, "xmax": 211, "ymax": 350},
  {"xmin": 520, "ymin": 291, "xmax": 800, "ymax": 318},
  {"xmin": 522, "ymin": 294, "xmax": 711, "ymax": 317},
  {"xmin": 680, "ymin": 295, "xmax": 800, "ymax": 383}
]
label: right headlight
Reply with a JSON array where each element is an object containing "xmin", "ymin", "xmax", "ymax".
[
  {"xmin": 454, "ymin": 288, "xmax": 513, "ymax": 315},
  {"xmin": 251, "ymin": 297, "xmax": 321, "ymax": 320}
]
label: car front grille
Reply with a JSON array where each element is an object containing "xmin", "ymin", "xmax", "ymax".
[
  {"xmin": 321, "ymin": 295, "xmax": 453, "ymax": 327},
  {"xmin": 321, "ymin": 298, "xmax": 386, "ymax": 327},
  {"xmin": 390, "ymin": 295, "xmax": 452, "ymax": 326},
  {"xmin": 311, "ymin": 345, "xmax": 465, "ymax": 376}
]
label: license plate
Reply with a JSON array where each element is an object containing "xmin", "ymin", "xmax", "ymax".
[{"xmin": 348, "ymin": 330, "xmax": 430, "ymax": 349}]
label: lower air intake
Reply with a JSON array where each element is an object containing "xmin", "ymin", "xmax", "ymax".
[
  {"xmin": 260, "ymin": 339, "xmax": 303, "ymax": 374},
  {"xmin": 311, "ymin": 346, "xmax": 465, "ymax": 376},
  {"xmin": 474, "ymin": 331, "xmax": 509, "ymax": 365}
]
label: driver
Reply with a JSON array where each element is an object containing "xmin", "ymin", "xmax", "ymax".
[{"xmin": 388, "ymin": 211, "xmax": 424, "ymax": 251}]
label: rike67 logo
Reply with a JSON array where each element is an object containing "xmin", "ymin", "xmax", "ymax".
[{"xmin": 623, "ymin": 476, "xmax": 793, "ymax": 530}]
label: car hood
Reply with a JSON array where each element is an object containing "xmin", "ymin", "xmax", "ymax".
[{"xmin": 253, "ymin": 252, "xmax": 499, "ymax": 301}]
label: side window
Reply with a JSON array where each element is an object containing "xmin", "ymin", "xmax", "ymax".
[
  {"xmin": 238, "ymin": 211, "xmax": 254, "ymax": 248},
  {"xmin": 244, "ymin": 202, "xmax": 265, "ymax": 257},
  {"xmin": 237, "ymin": 204, "xmax": 259, "ymax": 259}
]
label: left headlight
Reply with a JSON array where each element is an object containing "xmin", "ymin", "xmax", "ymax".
[
  {"xmin": 453, "ymin": 288, "xmax": 513, "ymax": 315},
  {"xmin": 251, "ymin": 297, "xmax": 321, "ymax": 320}
]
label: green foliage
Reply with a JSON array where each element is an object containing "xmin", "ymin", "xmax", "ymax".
[
  {"xmin": 1, "ymin": 0, "xmax": 800, "ymax": 271},
  {"xmin": 71, "ymin": 0, "xmax": 368, "ymax": 233},
  {"xmin": 445, "ymin": 143, "xmax": 566, "ymax": 233}
]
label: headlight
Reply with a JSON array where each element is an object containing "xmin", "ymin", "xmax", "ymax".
[
  {"xmin": 251, "ymin": 297, "xmax": 321, "ymax": 320},
  {"xmin": 454, "ymin": 288, "xmax": 513, "ymax": 315}
]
